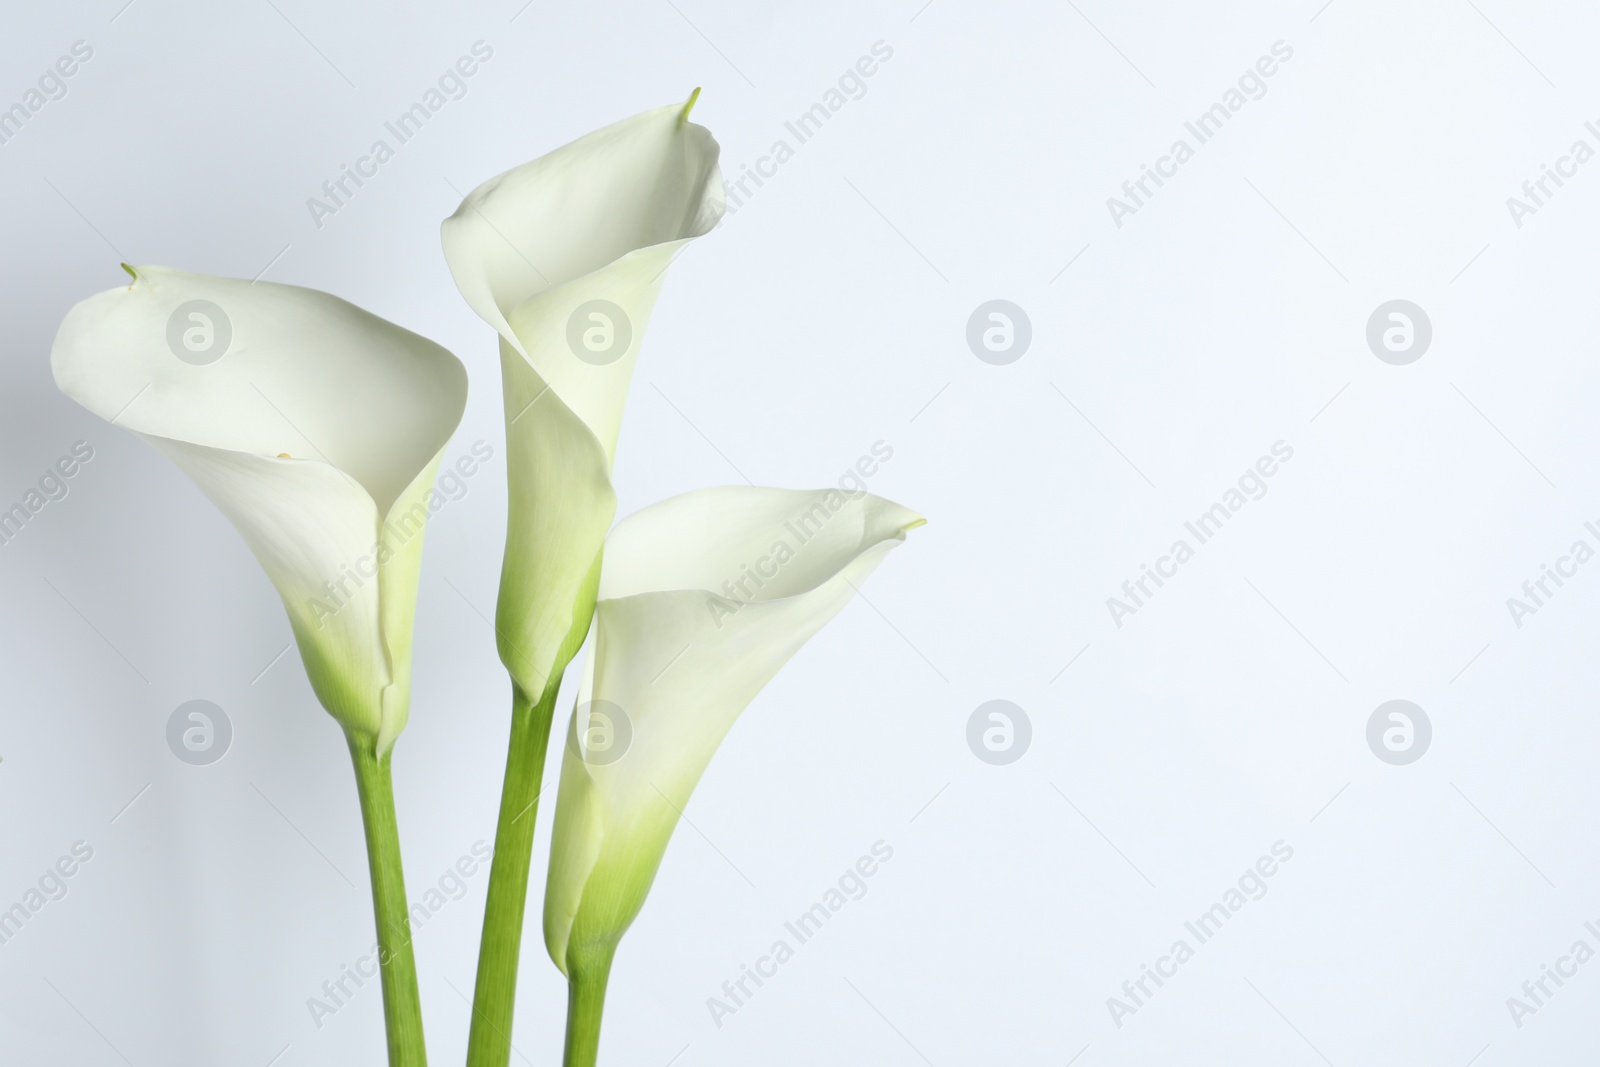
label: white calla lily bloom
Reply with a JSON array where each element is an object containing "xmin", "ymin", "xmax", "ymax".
[
  {"xmin": 53, "ymin": 265, "xmax": 465, "ymax": 1064},
  {"xmin": 441, "ymin": 96, "xmax": 723, "ymax": 702},
  {"xmin": 544, "ymin": 486, "xmax": 923, "ymax": 985},
  {"xmin": 51, "ymin": 266, "xmax": 467, "ymax": 753}
]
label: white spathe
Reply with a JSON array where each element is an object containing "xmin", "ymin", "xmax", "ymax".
[
  {"xmin": 441, "ymin": 97, "xmax": 724, "ymax": 700},
  {"xmin": 51, "ymin": 266, "xmax": 467, "ymax": 753},
  {"xmin": 543, "ymin": 486, "xmax": 922, "ymax": 975}
]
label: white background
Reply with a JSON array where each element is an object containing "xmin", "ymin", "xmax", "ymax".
[{"xmin": 3, "ymin": 1, "xmax": 1598, "ymax": 1064}]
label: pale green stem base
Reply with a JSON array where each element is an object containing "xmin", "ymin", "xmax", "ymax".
[
  {"xmin": 563, "ymin": 949, "xmax": 616, "ymax": 1067},
  {"xmin": 347, "ymin": 733, "xmax": 427, "ymax": 1067},
  {"xmin": 465, "ymin": 682, "xmax": 561, "ymax": 1067}
]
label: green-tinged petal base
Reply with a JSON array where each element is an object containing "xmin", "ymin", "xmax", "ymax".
[{"xmin": 544, "ymin": 487, "xmax": 922, "ymax": 975}]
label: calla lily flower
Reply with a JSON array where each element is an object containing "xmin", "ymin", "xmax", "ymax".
[
  {"xmin": 543, "ymin": 486, "xmax": 922, "ymax": 1065},
  {"xmin": 441, "ymin": 94, "xmax": 723, "ymax": 702},
  {"xmin": 52, "ymin": 266, "xmax": 467, "ymax": 754},
  {"xmin": 51, "ymin": 265, "xmax": 466, "ymax": 1067},
  {"xmin": 442, "ymin": 97, "xmax": 724, "ymax": 1067}
]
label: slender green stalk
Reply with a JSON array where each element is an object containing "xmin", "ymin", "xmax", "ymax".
[
  {"xmin": 465, "ymin": 681, "xmax": 562, "ymax": 1067},
  {"xmin": 563, "ymin": 949, "xmax": 616, "ymax": 1067},
  {"xmin": 347, "ymin": 733, "xmax": 428, "ymax": 1067}
]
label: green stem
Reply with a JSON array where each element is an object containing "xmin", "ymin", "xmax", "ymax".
[
  {"xmin": 563, "ymin": 950, "xmax": 616, "ymax": 1067},
  {"xmin": 465, "ymin": 681, "xmax": 561, "ymax": 1067},
  {"xmin": 347, "ymin": 733, "xmax": 428, "ymax": 1067}
]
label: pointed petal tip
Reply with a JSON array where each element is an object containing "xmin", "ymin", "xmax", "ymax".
[
  {"xmin": 870, "ymin": 495, "xmax": 923, "ymax": 538},
  {"xmin": 680, "ymin": 87, "xmax": 702, "ymax": 124},
  {"xmin": 120, "ymin": 263, "xmax": 138, "ymax": 283}
]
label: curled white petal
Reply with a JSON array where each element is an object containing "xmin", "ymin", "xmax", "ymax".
[
  {"xmin": 441, "ymin": 99, "xmax": 724, "ymax": 698},
  {"xmin": 51, "ymin": 266, "xmax": 466, "ymax": 748},
  {"xmin": 544, "ymin": 486, "xmax": 921, "ymax": 972}
]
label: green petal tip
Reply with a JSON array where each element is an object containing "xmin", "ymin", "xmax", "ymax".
[{"xmin": 680, "ymin": 87, "xmax": 701, "ymax": 124}]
